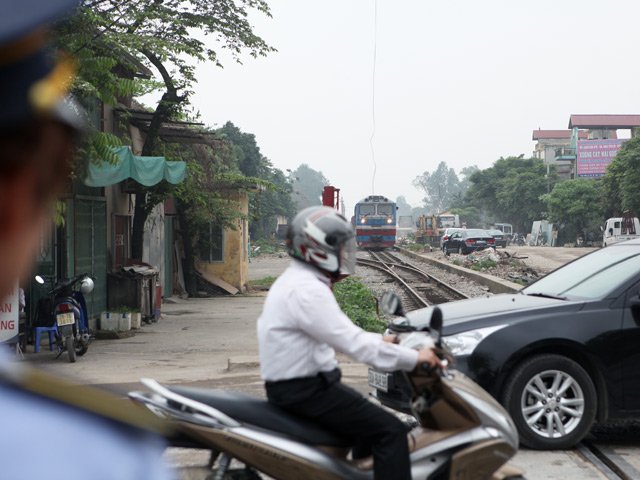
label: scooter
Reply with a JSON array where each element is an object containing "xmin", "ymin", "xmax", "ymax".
[
  {"xmin": 34, "ymin": 273, "xmax": 94, "ymax": 363},
  {"xmin": 129, "ymin": 292, "xmax": 525, "ymax": 480}
]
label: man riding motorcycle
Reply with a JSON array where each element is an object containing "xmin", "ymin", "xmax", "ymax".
[{"xmin": 257, "ymin": 206, "xmax": 440, "ymax": 480}]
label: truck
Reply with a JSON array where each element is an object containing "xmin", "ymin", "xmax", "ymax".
[{"xmin": 602, "ymin": 213, "xmax": 640, "ymax": 247}]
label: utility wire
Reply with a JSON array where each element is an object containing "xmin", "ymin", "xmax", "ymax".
[{"xmin": 369, "ymin": 0, "xmax": 378, "ymax": 195}]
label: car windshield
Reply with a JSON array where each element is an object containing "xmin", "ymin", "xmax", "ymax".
[
  {"xmin": 523, "ymin": 245, "xmax": 640, "ymax": 300},
  {"xmin": 488, "ymin": 230, "xmax": 503, "ymax": 236}
]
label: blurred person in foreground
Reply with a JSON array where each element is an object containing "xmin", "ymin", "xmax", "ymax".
[
  {"xmin": 258, "ymin": 206, "xmax": 441, "ymax": 480},
  {"xmin": 0, "ymin": 1, "xmax": 173, "ymax": 478}
]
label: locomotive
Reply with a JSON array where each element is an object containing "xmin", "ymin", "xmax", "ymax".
[{"xmin": 353, "ymin": 195, "xmax": 397, "ymax": 249}]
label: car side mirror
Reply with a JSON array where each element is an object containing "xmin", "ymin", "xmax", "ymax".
[
  {"xmin": 429, "ymin": 307, "xmax": 443, "ymax": 346},
  {"xmin": 630, "ymin": 294, "xmax": 640, "ymax": 325},
  {"xmin": 380, "ymin": 291, "xmax": 405, "ymax": 317}
]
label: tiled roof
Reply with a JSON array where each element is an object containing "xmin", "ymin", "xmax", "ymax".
[
  {"xmin": 532, "ymin": 129, "xmax": 588, "ymax": 140},
  {"xmin": 568, "ymin": 114, "xmax": 640, "ymax": 129}
]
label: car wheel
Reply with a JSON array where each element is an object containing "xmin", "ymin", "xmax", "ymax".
[
  {"xmin": 457, "ymin": 245, "xmax": 463, "ymax": 254},
  {"xmin": 501, "ymin": 354, "xmax": 597, "ymax": 450}
]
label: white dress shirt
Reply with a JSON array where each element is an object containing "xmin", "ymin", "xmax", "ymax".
[{"xmin": 257, "ymin": 260, "xmax": 419, "ymax": 382}]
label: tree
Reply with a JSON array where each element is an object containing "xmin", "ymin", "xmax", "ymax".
[
  {"xmin": 458, "ymin": 165, "xmax": 480, "ymax": 195},
  {"xmin": 217, "ymin": 122, "xmax": 267, "ymax": 178},
  {"xmin": 249, "ymin": 164, "xmax": 296, "ymax": 240},
  {"xmin": 217, "ymin": 122, "xmax": 295, "ymax": 239},
  {"xmin": 464, "ymin": 156, "xmax": 555, "ymax": 231},
  {"xmin": 413, "ymin": 162, "xmax": 460, "ymax": 213},
  {"xmin": 395, "ymin": 196, "xmax": 413, "ymax": 218},
  {"xmin": 602, "ymin": 136, "xmax": 640, "ymax": 217},
  {"xmin": 543, "ymin": 179, "xmax": 604, "ymax": 244},
  {"xmin": 290, "ymin": 164, "xmax": 330, "ymax": 212},
  {"xmin": 59, "ymin": 1, "xmax": 275, "ymax": 259}
]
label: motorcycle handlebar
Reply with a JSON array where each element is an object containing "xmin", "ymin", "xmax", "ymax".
[{"xmin": 48, "ymin": 273, "xmax": 92, "ymax": 295}]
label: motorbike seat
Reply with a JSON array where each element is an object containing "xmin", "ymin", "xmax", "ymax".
[{"xmin": 169, "ymin": 387, "xmax": 352, "ymax": 448}]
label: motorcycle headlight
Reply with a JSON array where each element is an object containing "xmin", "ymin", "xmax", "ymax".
[{"xmin": 442, "ymin": 325, "xmax": 507, "ymax": 356}]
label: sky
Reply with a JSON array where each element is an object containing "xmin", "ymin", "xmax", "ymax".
[{"xmin": 171, "ymin": 0, "xmax": 640, "ymax": 214}]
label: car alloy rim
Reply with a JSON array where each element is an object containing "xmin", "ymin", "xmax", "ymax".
[{"xmin": 520, "ymin": 369, "xmax": 585, "ymax": 439}]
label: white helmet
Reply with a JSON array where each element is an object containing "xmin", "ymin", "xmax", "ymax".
[
  {"xmin": 287, "ymin": 206, "xmax": 357, "ymax": 278},
  {"xmin": 80, "ymin": 277, "xmax": 94, "ymax": 294}
]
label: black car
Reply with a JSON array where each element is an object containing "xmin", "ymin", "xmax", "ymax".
[
  {"xmin": 371, "ymin": 240, "xmax": 640, "ymax": 449},
  {"xmin": 488, "ymin": 229, "xmax": 509, "ymax": 248},
  {"xmin": 445, "ymin": 229, "xmax": 495, "ymax": 254}
]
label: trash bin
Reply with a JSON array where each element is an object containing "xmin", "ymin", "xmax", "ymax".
[{"xmin": 108, "ymin": 267, "xmax": 159, "ymax": 322}]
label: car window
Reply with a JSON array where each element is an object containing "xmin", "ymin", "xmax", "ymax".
[{"xmin": 524, "ymin": 246, "xmax": 640, "ymax": 300}]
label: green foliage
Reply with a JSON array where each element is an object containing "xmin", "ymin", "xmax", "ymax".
[
  {"xmin": 602, "ymin": 136, "xmax": 640, "ymax": 217},
  {"xmin": 59, "ymin": 1, "xmax": 275, "ymax": 106},
  {"xmin": 248, "ymin": 276, "xmax": 278, "ymax": 288},
  {"xmin": 395, "ymin": 196, "xmax": 413, "ymax": 218},
  {"xmin": 54, "ymin": 201, "xmax": 66, "ymax": 227},
  {"xmin": 108, "ymin": 305, "xmax": 141, "ymax": 314},
  {"xmin": 217, "ymin": 122, "xmax": 296, "ymax": 240},
  {"xmin": 413, "ymin": 162, "xmax": 478, "ymax": 213},
  {"xmin": 290, "ymin": 164, "xmax": 330, "ymax": 212},
  {"xmin": 464, "ymin": 156, "xmax": 555, "ymax": 231},
  {"xmin": 450, "ymin": 206, "xmax": 481, "ymax": 229},
  {"xmin": 470, "ymin": 258, "xmax": 497, "ymax": 271},
  {"xmin": 251, "ymin": 238, "xmax": 280, "ymax": 255},
  {"xmin": 406, "ymin": 243, "xmax": 426, "ymax": 252},
  {"xmin": 57, "ymin": 2, "xmax": 276, "ymax": 260},
  {"xmin": 333, "ymin": 278, "xmax": 386, "ymax": 333},
  {"xmin": 542, "ymin": 179, "xmax": 604, "ymax": 243}
]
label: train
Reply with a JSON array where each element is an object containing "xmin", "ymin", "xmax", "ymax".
[{"xmin": 353, "ymin": 195, "xmax": 397, "ymax": 249}]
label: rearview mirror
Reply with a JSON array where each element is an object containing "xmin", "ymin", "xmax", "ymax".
[
  {"xmin": 380, "ymin": 291, "xmax": 405, "ymax": 317},
  {"xmin": 430, "ymin": 307, "xmax": 443, "ymax": 347}
]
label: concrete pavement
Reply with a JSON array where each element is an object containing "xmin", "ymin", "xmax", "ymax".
[{"xmin": 18, "ymin": 254, "xmax": 624, "ymax": 479}]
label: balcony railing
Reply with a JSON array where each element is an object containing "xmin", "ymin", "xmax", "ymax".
[{"xmin": 554, "ymin": 147, "xmax": 576, "ymax": 160}]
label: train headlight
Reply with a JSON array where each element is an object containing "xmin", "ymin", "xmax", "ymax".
[
  {"xmin": 360, "ymin": 218, "xmax": 367, "ymax": 224},
  {"xmin": 386, "ymin": 217, "xmax": 393, "ymax": 224}
]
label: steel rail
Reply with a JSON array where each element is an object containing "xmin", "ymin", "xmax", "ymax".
[
  {"xmin": 356, "ymin": 255, "xmax": 430, "ymax": 309},
  {"xmin": 377, "ymin": 250, "xmax": 469, "ymax": 301},
  {"xmin": 577, "ymin": 441, "xmax": 640, "ymax": 480}
]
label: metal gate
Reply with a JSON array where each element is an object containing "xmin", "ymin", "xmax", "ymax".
[
  {"xmin": 163, "ymin": 216, "xmax": 174, "ymax": 297},
  {"xmin": 74, "ymin": 197, "xmax": 107, "ymax": 318}
]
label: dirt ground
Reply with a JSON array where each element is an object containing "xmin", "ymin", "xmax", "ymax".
[{"xmin": 424, "ymin": 245, "xmax": 597, "ymax": 285}]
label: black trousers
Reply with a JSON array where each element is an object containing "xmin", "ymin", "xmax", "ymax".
[{"xmin": 265, "ymin": 369, "xmax": 411, "ymax": 480}]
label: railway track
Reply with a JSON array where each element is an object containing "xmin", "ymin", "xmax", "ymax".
[
  {"xmin": 577, "ymin": 440, "xmax": 640, "ymax": 479},
  {"xmin": 356, "ymin": 249, "xmax": 468, "ymax": 311}
]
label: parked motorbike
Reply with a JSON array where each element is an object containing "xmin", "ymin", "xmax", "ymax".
[
  {"xmin": 129, "ymin": 293, "xmax": 524, "ymax": 480},
  {"xmin": 514, "ymin": 233, "xmax": 526, "ymax": 246},
  {"xmin": 34, "ymin": 273, "xmax": 94, "ymax": 362}
]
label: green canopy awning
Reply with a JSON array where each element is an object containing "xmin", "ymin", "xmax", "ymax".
[{"xmin": 84, "ymin": 146, "xmax": 186, "ymax": 187}]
